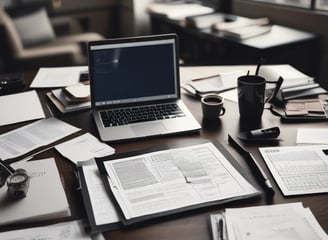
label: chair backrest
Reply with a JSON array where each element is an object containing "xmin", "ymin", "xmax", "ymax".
[{"xmin": 0, "ymin": 9, "xmax": 24, "ymax": 57}]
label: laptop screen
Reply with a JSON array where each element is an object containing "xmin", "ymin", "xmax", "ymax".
[{"xmin": 88, "ymin": 35, "xmax": 180, "ymax": 108}]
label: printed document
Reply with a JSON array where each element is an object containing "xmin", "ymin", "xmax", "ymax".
[
  {"xmin": 259, "ymin": 145, "xmax": 328, "ymax": 196},
  {"xmin": 55, "ymin": 133, "xmax": 115, "ymax": 165},
  {"xmin": 0, "ymin": 117, "xmax": 80, "ymax": 160},
  {"xmin": 103, "ymin": 142, "xmax": 258, "ymax": 220},
  {"xmin": 0, "ymin": 220, "xmax": 91, "ymax": 240},
  {"xmin": 82, "ymin": 163, "xmax": 120, "ymax": 226},
  {"xmin": 225, "ymin": 202, "xmax": 328, "ymax": 240},
  {"xmin": 0, "ymin": 158, "xmax": 70, "ymax": 226},
  {"xmin": 30, "ymin": 66, "xmax": 88, "ymax": 88},
  {"xmin": 0, "ymin": 90, "xmax": 45, "ymax": 126}
]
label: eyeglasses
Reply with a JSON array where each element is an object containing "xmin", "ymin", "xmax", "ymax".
[{"xmin": 0, "ymin": 159, "xmax": 15, "ymax": 188}]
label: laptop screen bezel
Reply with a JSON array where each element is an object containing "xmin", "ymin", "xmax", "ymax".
[{"xmin": 87, "ymin": 34, "xmax": 181, "ymax": 109}]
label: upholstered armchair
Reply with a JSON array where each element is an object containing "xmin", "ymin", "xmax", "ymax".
[{"xmin": 0, "ymin": 1, "xmax": 104, "ymax": 72}]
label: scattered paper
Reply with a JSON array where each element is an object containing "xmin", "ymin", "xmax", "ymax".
[
  {"xmin": 0, "ymin": 220, "xmax": 91, "ymax": 240},
  {"xmin": 225, "ymin": 203, "xmax": 327, "ymax": 240},
  {"xmin": 297, "ymin": 128, "xmax": 328, "ymax": 144},
  {"xmin": 30, "ymin": 66, "xmax": 88, "ymax": 88},
  {"xmin": 55, "ymin": 133, "xmax": 115, "ymax": 165},
  {"xmin": 147, "ymin": 3, "xmax": 214, "ymax": 21},
  {"xmin": 0, "ymin": 118, "xmax": 80, "ymax": 160},
  {"xmin": 0, "ymin": 90, "xmax": 45, "ymax": 126},
  {"xmin": 259, "ymin": 145, "xmax": 328, "ymax": 196}
]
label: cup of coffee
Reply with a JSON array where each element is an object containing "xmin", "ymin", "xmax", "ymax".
[
  {"xmin": 201, "ymin": 94, "xmax": 225, "ymax": 120},
  {"xmin": 238, "ymin": 75, "xmax": 266, "ymax": 122}
]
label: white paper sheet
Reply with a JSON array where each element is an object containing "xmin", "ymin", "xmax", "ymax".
[
  {"xmin": 104, "ymin": 142, "xmax": 259, "ymax": 220},
  {"xmin": 179, "ymin": 67, "xmax": 245, "ymax": 102},
  {"xmin": 55, "ymin": 133, "xmax": 115, "ymax": 165},
  {"xmin": 0, "ymin": 90, "xmax": 45, "ymax": 126},
  {"xmin": 0, "ymin": 118, "xmax": 80, "ymax": 160},
  {"xmin": 0, "ymin": 220, "xmax": 91, "ymax": 240},
  {"xmin": 297, "ymin": 128, "xmax": 328, "ymax": 144},
  {"xmin": 82, "ymin": 164, "xmax": 120, "ymax": 226},
  {"xmin": 259, "ymin": 145, "xmax": 328, "ymax": 196},
  {"xmin": 30, "ymin": 66, "xmax": 88, "ymax": 88},
  {"xmin": 225, "ymin": 203, "xmax": 328, "ymax": 240}
]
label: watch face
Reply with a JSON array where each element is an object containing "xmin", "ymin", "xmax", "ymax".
[{"xmin": 10, "ymin": 174, "xmax": 27, "ymax": 184}]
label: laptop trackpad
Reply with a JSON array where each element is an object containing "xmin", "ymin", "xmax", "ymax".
[{"xmin": 132, "ymin": 122, "xmax": 167, "ymax": 136}]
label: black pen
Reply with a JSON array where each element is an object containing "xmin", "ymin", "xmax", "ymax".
[{"xmin": 228, "ymin": 134, "xmax": 275, "ymax": 198}]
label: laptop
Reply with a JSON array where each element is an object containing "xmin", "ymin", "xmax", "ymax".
[{"xmin": 88, "ymin": 34, "xmax": 200, "ymax": 142}]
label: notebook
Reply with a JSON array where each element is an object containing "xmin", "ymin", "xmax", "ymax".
[{"xmin": 88, "ymin": 34, "xmax": 200, "ymax": 142}]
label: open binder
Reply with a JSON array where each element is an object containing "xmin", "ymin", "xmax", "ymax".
[{"xmin": 78, "ymin": 141, "xmax": 261, "ymax": 232}]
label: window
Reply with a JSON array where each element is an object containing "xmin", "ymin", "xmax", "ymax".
[
  {"xmin": 316, "ymin": 0, "xmax": 328, "ymax": 10},
  {"xmin": 250, "ymin": 0, "xmax": 328, "ymax": 11}
]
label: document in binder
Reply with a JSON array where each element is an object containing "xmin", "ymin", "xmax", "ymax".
[{"xmin": 95, "ymin": 141, "xmax": 260, "ymax": 226}]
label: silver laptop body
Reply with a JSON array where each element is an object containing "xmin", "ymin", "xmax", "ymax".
[{"xmin": 88, "ymin": 34, "xmax": 200, "ymax": 142}]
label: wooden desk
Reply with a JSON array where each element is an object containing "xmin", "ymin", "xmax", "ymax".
[
  {"xmin": 1, "ymin": 68, "xmax": 328, "ymax": 239},
  {"xmin": 150, "ymin": 13, "xmax": 320, "ymax": 78}
]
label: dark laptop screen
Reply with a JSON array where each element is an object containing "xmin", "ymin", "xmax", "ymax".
[{"xmin": 88, "ymin": 36, "xmax": 179, "ymax": 107}]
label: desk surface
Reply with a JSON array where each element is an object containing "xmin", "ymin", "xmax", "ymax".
[
  {"xmin": 1, "ymin": 67, "xmax": 328, "ymax": 239},
  {"xmin": 150, "ymin": 13, "xmax": 318, "ymax": 50}
]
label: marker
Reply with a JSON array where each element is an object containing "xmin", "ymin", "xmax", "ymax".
[{"xmin": 228, "ymin": 134, "xmax": 275, "ymax": 198}]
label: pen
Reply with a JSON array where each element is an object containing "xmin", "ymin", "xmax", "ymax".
[
  {"xmin": 228, "ymin": 134, "xmax": 275, "ymax": 198},
  {"xmin": 191, "ymin": 74, "xmax": 221, "ymax": 82},
  {"xmin": 0, "ymin": 158, "xmax": 15, "ymax": 174},
  {"xmin": 217, "ymin": 216, "xmax": 227, "ymax": 240}
]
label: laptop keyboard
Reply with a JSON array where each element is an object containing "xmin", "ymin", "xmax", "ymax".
[{"xmin": 100, "ymin": 103, "xmax": 185, "ymax": 127}]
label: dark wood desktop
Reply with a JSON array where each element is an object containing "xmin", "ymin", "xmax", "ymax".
[{"xmin": 1, "ymin": 71, "xmax": 328, "ymax": 239}]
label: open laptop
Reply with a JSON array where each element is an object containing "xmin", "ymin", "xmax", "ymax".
[{"xmin": 88, "ymin": 34, "xmax": 200, "ymax": 142}]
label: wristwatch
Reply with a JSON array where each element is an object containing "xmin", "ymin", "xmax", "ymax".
[{"xmin": 7, "ymin": 169, "xmax": 30, "ymax": 199}]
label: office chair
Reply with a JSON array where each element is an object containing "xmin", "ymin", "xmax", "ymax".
[{"xmin": 0, "ymin": 2, "xmax": 104, "ymax": 72}]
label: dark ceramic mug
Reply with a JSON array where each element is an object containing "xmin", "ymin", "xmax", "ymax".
[{"xmin": 238, "ymin": 75, "xmax": 266, "ymax": 122}]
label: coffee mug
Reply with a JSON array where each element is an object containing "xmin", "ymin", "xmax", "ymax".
[
  {"xmin": 238, "ymin": 75, "xmax": 266, "ymax": 122},
  {"xmin": 201, "ymin": 94, "xmax": 225, "ymax": 120}
]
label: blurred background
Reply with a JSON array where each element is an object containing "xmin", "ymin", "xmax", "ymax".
[{"xmin": 0, "ymin": 0, "xmax": 327, "ymax": 88}]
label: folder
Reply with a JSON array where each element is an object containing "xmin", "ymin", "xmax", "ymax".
[{"xmin": 82, "ymin": 141, "xmax": 261, "ymax": 229}]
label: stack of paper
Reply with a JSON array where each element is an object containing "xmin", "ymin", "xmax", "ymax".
[
  {"xmin": 0, "ymin": 158, "xmax": 71, "ymax": 226},
  {"xmin": 181, "ymin": 70, "xmax": 246, "ymax": 97},
  {"xmin": 221, "ymin": 25, "xmax": 272, "ymax": 40},
  {"xmin": 259, "ymin": 64, "xmax": 314, "ymax": 88},
  {"xmin": 258, "ymin": 64, "xmax": 327, "ymax": 101},
  {"xmin": 0, "ymin": 221, "xmax": 91, "ymax": 240},
  {"xmin": 147, "ymin": 2, "xmax": 214, "ymax": 21},
  {"xmin": 47, "ymin": 88, "xmax": 91, "ymax": 113},
  {"xmin": 210, "ymin": 203, "xmax": 328, "ymax": 240},
  {"xmin": 212, "ymin": 16, "xmax": 269, "ymax": 32}
]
